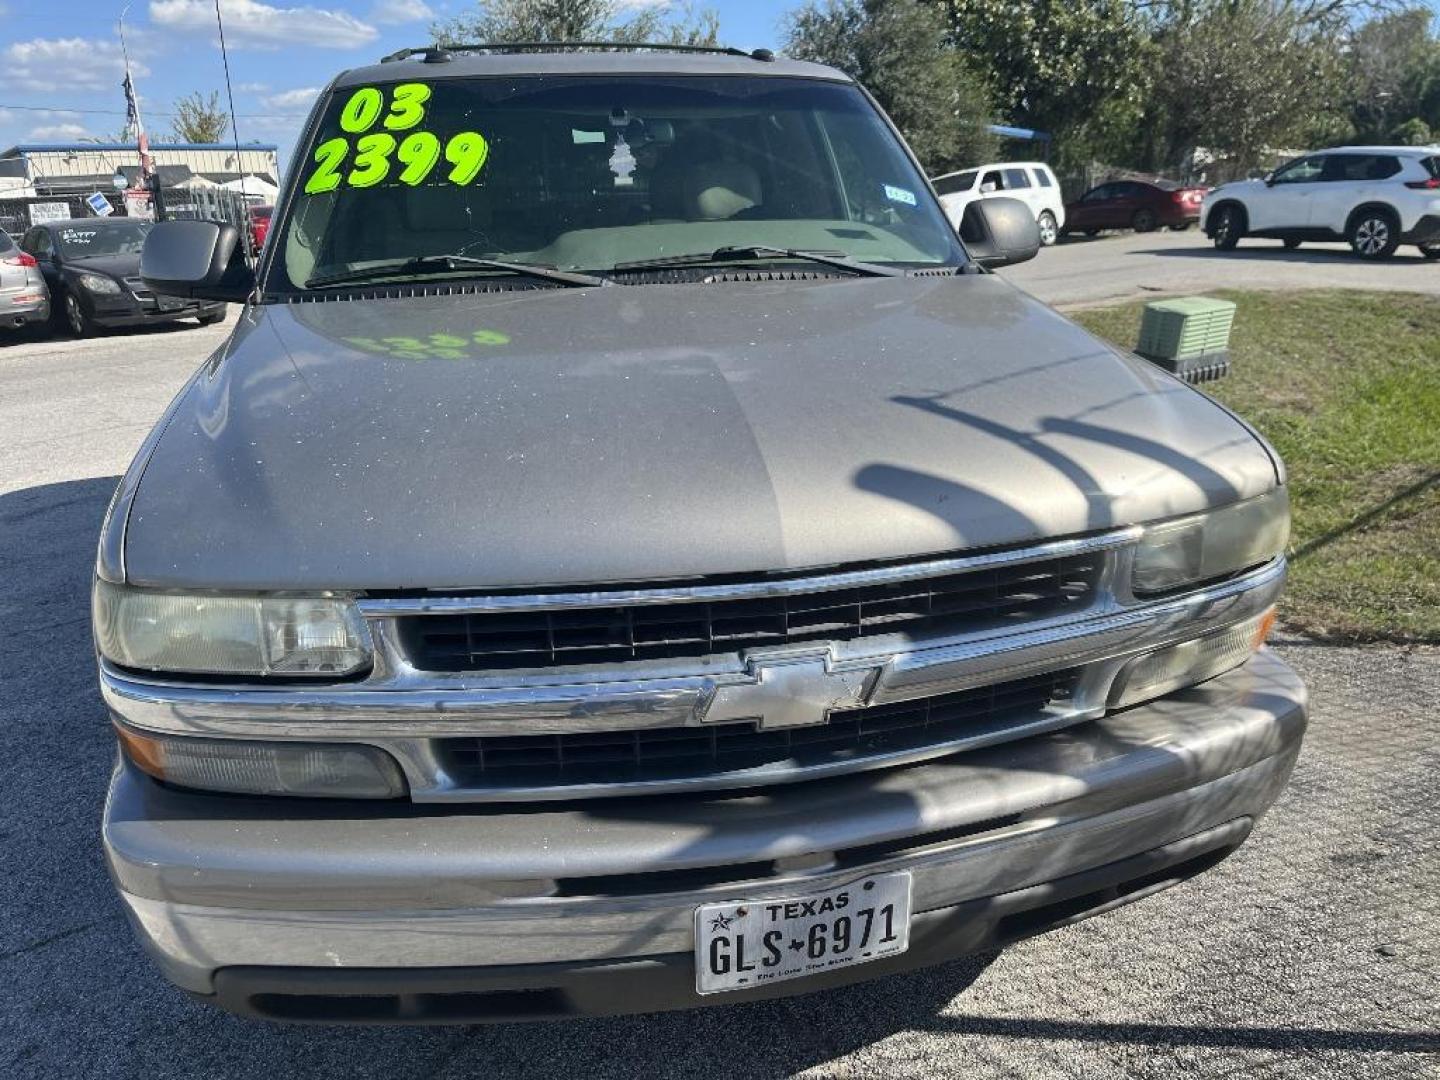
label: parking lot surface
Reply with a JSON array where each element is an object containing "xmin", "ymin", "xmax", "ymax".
[
  {"xmin": 1001, "ymin": 227, "xmax": 1440, "ymax": 306},
  {"xmin": 2, "ymin": 307, "xmax": 1437, "ymax": 1080}
]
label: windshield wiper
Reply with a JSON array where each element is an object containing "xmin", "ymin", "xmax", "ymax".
[
  {"xmin": 612, "ymin": 245, "xmax": 903, "ymax": 278},
  {"xmin": 306, "ymin": 255, "xmax": 606, "ymax": 290}
]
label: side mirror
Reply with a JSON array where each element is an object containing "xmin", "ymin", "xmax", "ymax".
[
  {"xmin": 960, "ymin": 196, "xmax": 1041, "ymax": 268},
  {"xmin": 979, "ymin": 181, "xmax": 998, "ymax": 194},
  {"xmin": 141, "ymin": 220, "xmax": 254, "ymax": 303}
]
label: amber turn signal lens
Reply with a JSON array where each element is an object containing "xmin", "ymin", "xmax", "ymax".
[
  {"xmin": 112, "ymin": 723, "xmax": 407, "ymax": 798},
  {"xmin": 114, "ymin": 723, "xmax": 168, "ymax": 780},
  {"xmin": 1252, "ymin": 606, "xmax": 1278, "ymax": 649}
]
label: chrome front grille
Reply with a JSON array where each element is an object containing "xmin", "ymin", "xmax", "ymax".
[
  {"xmin": 399, "ymin": 555, "xmax": 1102, "ymax": 672},
  {"xmin": 102, "ymin": 522, "xmax": 1290, "ymax": 804},
  {"xmin": 439, "ymin": 668, "xmax": 1079, "ymax": 794}
]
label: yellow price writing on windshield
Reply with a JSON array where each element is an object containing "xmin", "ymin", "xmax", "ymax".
[{"xmin": 304, "ymin": 84, "xmax": 489, "ymax": 195}]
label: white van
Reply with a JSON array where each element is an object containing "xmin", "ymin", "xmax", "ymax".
[{"xmin": 933, "ymin": 162, "xmax": 1065, "ymax": 246}]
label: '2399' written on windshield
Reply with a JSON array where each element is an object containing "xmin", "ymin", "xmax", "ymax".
[{"xmin": 304, "ymin": 84, "xmax": 489, "ymax": 195}]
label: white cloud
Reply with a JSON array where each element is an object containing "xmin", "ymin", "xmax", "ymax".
[
  {"xmin": 2, "ymin": 38, "xmax": 150, "ymax": 93},
  {"xmin": 237, "ymin": 81, "xmax": 270, "ymax": 93},
  {"xmin": 28, "ymin": 123, "xmax": 91, "ymax": 140},
  {"xmin": 148, "ymin": 0, "xmax": 379, "ymax": 50},
  {"xmin": 369, "ymin": 0, "xmax": 433, "ymax": 24},
  {"xmin": 262, "ymin": 86, "xmax": 320, "ymax": 109}
]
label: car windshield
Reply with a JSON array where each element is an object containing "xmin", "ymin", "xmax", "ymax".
[
  {"xmin": 273, "ymin": 74, "xmax": 966, "ymax": 289},
  {"xmin": 55, "ymin": 221, "xmax": 150, "ymax": 257}
]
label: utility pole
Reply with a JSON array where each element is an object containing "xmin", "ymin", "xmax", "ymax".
[{"xmin": 118, "ymin": 4, "xmax": 164, "ymax": 220}]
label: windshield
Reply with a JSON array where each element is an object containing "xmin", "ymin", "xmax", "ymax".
[
  {"xmin": 56, "ymin": 221, "xmax": 150, "ymax": 257},
  {"xmin": 272, "ymin": 74, "xmax": 965, "ymax": 289}
]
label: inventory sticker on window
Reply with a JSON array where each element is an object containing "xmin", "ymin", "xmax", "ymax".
[
  {"xmin": 883, "ymin": 184, "xmax": 917, "ymax": 206},
  {"xmin": 304, "ymin": 84, "xmax": 490, "ymax": 195},
  {"xmin": 60, "ymin": 228, "xmax": 98, "ymax": 245}
]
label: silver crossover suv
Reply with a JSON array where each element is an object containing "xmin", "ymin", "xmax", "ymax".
[
  {"xmin": 97, "ymin": 44, "xmax": 1305, "ymax": 1023},
  {"xmin": 0, "ymin": 227, "xmax": 49, "ymax": 330}
]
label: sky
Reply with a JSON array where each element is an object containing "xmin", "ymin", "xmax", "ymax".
[{"xmin": 0, "ymin": 0, "xmax": 786, "ymax": 171}]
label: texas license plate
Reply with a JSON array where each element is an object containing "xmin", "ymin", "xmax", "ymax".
[{"xmin": 693, "ymin": 871, "xmax": 912, "ymax": 994}]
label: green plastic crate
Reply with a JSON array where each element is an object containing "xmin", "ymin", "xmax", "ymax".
[{"xmin": 1136, "ymin": 297, "xmax": 1236, "ymax": 361}]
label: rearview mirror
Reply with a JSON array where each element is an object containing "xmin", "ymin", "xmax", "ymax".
[
  {"xmin": 960, "ymin": 197, "xmax": 1041, "ymax": 268},
  {"xmin": 141, "ymin": 220, "xmax": 255, "ymax": 303}
]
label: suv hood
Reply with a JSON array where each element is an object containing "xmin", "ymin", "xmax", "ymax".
[
  {"xmin": 123, "ymin": 274, "xmax": 1277, "ymax": 591},
  {"xmin": 1208, "ymin": 179, "xmax": 1265, "ymax": 197}
]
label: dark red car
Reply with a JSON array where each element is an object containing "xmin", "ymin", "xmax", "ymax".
[
  {"xmin": 1064, "ymin": 180, "xmax": 1208, "ymax": 236},
  {"xmin": 247, "ymin": 205, "xmax": 273, "ymax": 253}
]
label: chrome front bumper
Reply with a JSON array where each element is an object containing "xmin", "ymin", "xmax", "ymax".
[{"xmin": 105, "ymin": 648, "xmax": 1306, "ymax": 1016}]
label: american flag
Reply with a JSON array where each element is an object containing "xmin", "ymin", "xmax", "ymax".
[{"xmin": 121, "ymin": 69, "xmax": 153, "ymax": 181}]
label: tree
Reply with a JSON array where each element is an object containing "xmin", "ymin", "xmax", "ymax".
[
  {"xmin": 1146, "ymin": 1, "xmax": 1346, "ymax": 168},
  {"xmin": 1344, "ymin": 8, "xmax": 1440, "ymax": 142},
  {"xmin": 435, "ymin": 0, "xmax": 719, "ymax": 47},
  {"xmin": 938, "ymin": 0, "xmax": 1150, "ymax": 170},
  {"xmin": 1390, "ymin": 117, "xmax": 1434, "ymax": 145},
  {"xmin": 785, "ymin": 0, "xmax": 997, "ymax": 173},
  {"xmin": 170, "ymin": 91, "xmax": 229, "ymax": 144}
]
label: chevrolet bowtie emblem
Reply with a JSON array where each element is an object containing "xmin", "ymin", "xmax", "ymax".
[{"xmin": 701, "ymin": 652, "xmax": 877, "ymax": 730}]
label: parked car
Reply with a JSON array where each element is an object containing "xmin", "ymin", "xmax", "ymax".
[
  {"xmin": 1064, "ymin": 179, "xmax": 1207, "ymax": 236},
  {"xmin": 933, "ymin": 162, "xmax": 1065, "ymax": 245},
  {"xmin": 19, "ymin": 218, "xmax": 226, "ymax": 337},
  {"xmin": 0, "ymin": 227, "xmax": 50, "ymax": 331},
  {"xmin": 99, "ymin": 45, "xmax": 1305, "ymax": 1024},
  {"xmin": 247, "ymin": 204, "xmax": 273, "ymax": 253},
  {"xmin": 1202, "ymin": 146, "xmax": 1440, "ymax": 260}
]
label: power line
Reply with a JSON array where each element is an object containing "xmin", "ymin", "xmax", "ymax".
[{"xmin": 0, "ymin": 101, "xmax": 308, "ymax": 120}]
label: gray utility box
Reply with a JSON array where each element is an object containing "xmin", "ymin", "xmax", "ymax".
[{"xmin": 1135, "ymin": 296, "xmax": 1236, "ymax": 383}]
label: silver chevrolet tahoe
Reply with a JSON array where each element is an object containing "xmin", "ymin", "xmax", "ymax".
[{"xmin": 96, "ymin": 44, "xmax": 1305, "ymax": 1023}]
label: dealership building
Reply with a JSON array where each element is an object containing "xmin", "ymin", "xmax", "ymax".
[{"xmin": 0, "ymin": 142, "xmax": 280, "ymax": 199}]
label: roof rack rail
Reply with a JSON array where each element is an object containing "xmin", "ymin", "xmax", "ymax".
[{"xmin": 380, "ymin": 42, "xmax": 777, "ymax": 64}]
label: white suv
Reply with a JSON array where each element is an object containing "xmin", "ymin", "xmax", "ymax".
[
  {"xmin": 933, "ymin": 162, "xmax": 1065, "ymax": 246},
  {"xmin": 1202, "ymin": 146, "xmax": 1440, "ymax": 260}
]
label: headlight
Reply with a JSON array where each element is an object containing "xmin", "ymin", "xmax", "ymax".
[
  {"xmin": 78, "ymin": 272, "xmax": 122, "ymax": 295},
  {"xmin": 93, "ymin": 580, "xmax": 372, "ymax": 677},
  {"xmin": 1132, "ymin": 488, "xmax": 1289, "ymax": 595},
  {"xmin": 1109, "ymin": 607, "xmax": 1276, "ymax": 709}
]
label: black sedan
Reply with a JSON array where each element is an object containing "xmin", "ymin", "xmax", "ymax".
[{"xmin": 19, "ymin": 218, "xmax": 226, "ymax": 337}]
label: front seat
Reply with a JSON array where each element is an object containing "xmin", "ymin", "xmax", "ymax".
[{"xmin": 682, "ymin": 159, "xmax": 763, "ymax": 220}]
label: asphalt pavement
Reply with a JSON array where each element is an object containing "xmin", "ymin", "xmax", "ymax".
[
  {"xmin": 1, "ymin": 289, "xmax": 1437, "ymax": 1079},
  {"xmin": 1000, "ymin": 227, "xmax": 1440, "ymax": 306}
]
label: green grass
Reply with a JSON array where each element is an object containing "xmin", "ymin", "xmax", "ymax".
[{"xmin": 1074, "ymin": 290, "xmax": 1440, "ymax": 643}]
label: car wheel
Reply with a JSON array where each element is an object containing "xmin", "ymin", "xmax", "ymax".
[
  {"xmin": 1283, "ymin": 238, "xmax": 1302, "ymax": 250},
  {"xmin": 64, "ymin": 292, "xmax": 96, "ymax": 338},
  {"xmin": 1036, "ymin": 211, "xmax": 1059, "ymax": 247},
  {"xmin": 1132, "ymin": 209, "xmax": 1157, "ymax": 233},
  {"xmin": 1348, "ymin": 211, "xmax": 1399, "ymax": 260},
  {"xmin": 1420, "ymin": 244, "xmax": 1440, "ymax": 261},
  {"xmin": 1211, "ymin": 206, "xmax": 1243, "ymax": 250}
]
